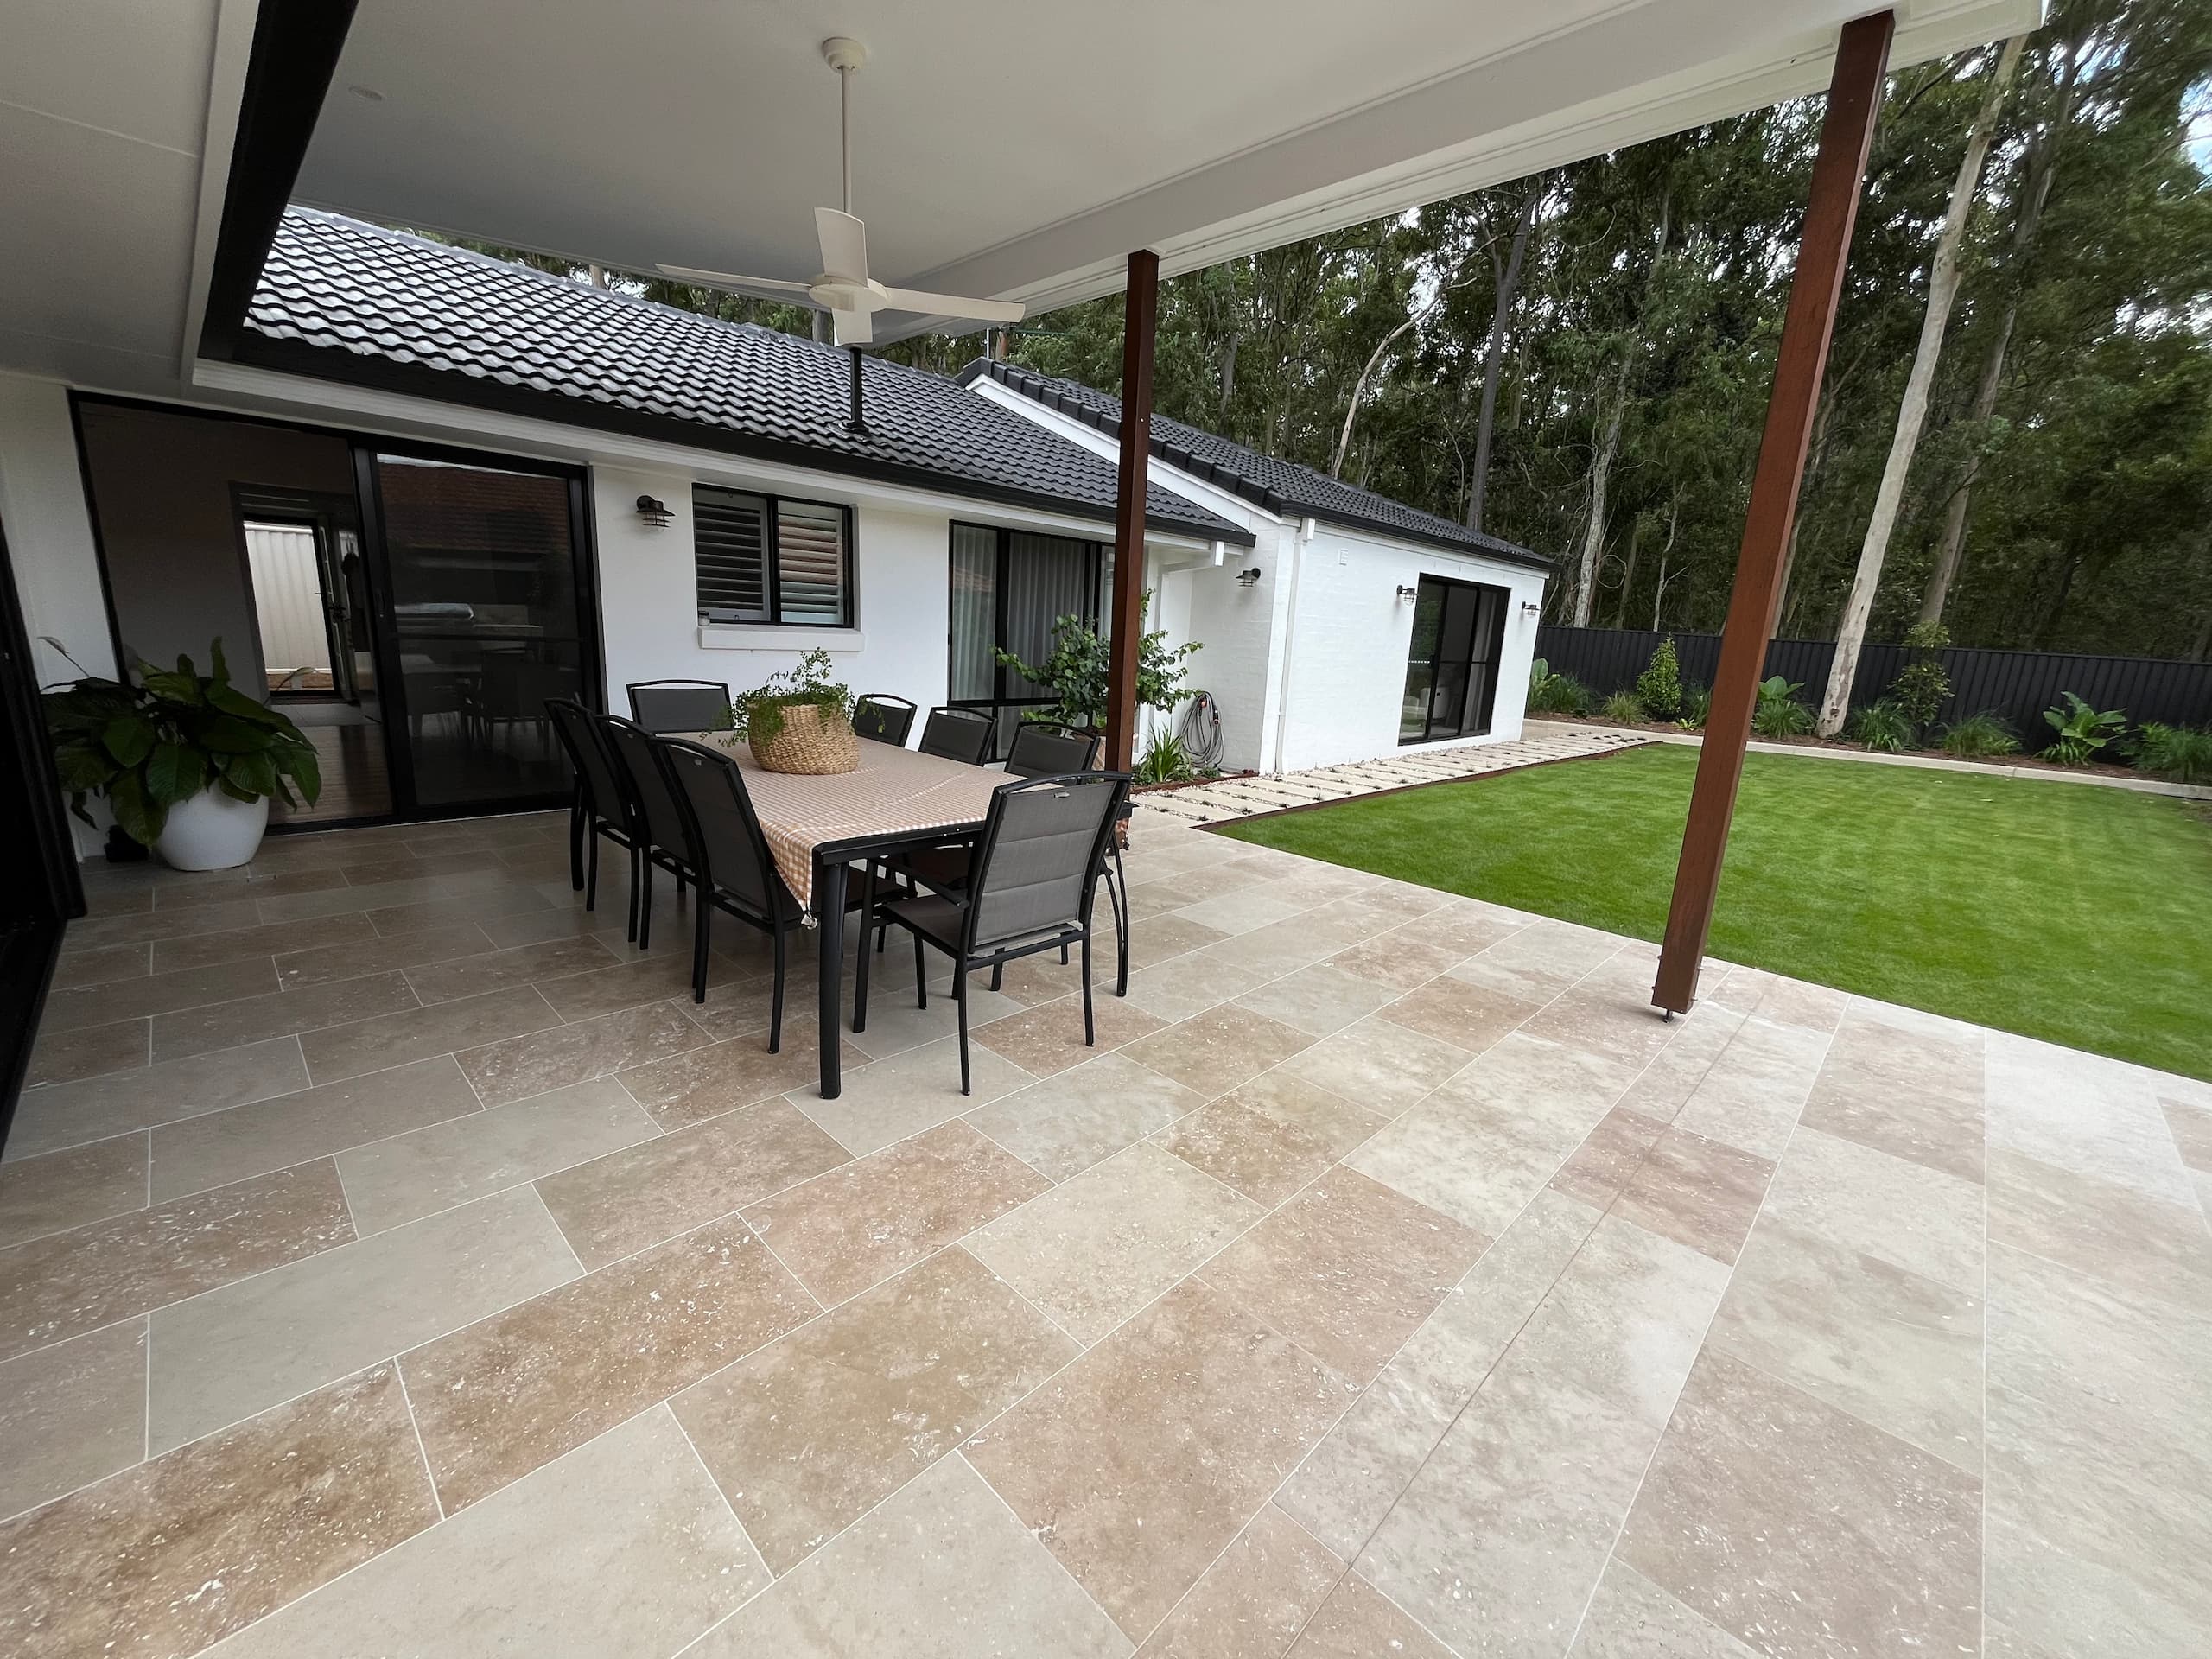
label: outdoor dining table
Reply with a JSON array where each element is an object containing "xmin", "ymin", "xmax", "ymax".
[{"xmin": 680, "ymin": 733, "xmax": 1007, "ymax": 1098}]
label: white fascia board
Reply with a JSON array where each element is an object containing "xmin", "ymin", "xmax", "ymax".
[
  {"xmin": 185, "ymin": 357, "xmax": 1217, "ymax": 552},
  {"xmin": 968, "ymin": 378, "xmax": 1278, "ymax": 536},
  {"xmin": 1306, "ymin": 518, "xmax": 1556, "ymax": 586},
  {"xmin": 176, "ymin": 0, "xmax": 260, "ymax": 380}
]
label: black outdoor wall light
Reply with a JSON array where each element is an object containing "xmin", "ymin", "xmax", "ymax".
[
  {"xmin": 635, "ymin": 495, "xmax": 672, "ymax": 527},
  {"xmin": 1236, "ymin": 567, "xmax": 1263, "ymax": 587},
  {"xmin": 1396, "ymin": 584, "xmax": 1420, "ymax": 602}
]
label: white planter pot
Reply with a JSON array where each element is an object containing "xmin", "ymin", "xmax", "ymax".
[{"xmin": 155, "ymin": 786, "xmax": 270, "ymax": 871}]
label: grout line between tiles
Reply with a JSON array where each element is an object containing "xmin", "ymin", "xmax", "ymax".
[
  {"xmin": 1554, "ymin": 978, "xmax": 1841, "ymax": 1656},
  {"xmin": 392, "ymin": 1358, "xmax": 447, "ymax": 1522}
]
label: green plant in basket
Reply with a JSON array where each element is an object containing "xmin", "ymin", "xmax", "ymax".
[
  {"xmin": 41, "ymin": 638, "xmax": 321, "ymax": 846},
  {"xmin": 726, "ymin": 648, "xmax": 852, "ymax": 747}
]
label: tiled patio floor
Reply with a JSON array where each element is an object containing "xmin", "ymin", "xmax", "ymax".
[{"xmin": 4, "ymin": 808, "xmax": 2209, "ymax": 1656}]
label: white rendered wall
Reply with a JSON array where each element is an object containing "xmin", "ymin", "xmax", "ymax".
[
  {"xmin": 0, "ymin": 373, "xmax": 118, "ymax": 855},
  {"xmin": 1272, "ymin": 527, "xmax": 1547, "ymax": 774},
  {"xmin": 591, "ymin": 463, "xmax": 950, "ymax": 721}
]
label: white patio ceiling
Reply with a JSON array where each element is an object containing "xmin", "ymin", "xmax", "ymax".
[
  {"xmin": 298, "ymin": 0, "xmax": 2039, "ymax": 334},
  {"xmin": 0, "ymin": 0, "xmax": 2039, "ymax": 395}
]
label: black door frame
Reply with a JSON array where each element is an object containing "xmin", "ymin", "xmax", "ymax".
[
  {"xmin": 353, "ymin": 438, "xmax": 601, "ymax": 820},
  {"xmin": 1400, "ymin": 572, "xmax": 1511, "ymax": 745},
  {"xmin": 945, "ymin": 519, "xmax": 1107, "ymax": 758},
  {"xmin": 0, "ymin": 504, "xmax": 86, "ymax": 1139},
  {"xmin": 68, "ymin": 391, "xmax": 603, "ymax": 830}
]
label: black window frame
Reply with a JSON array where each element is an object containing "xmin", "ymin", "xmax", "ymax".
[
  {"xmin": 1400, "ymin": 573, "xmax": 1510, "ymax": 745},
  {"xmin": 692, "ymin": 485, "xmax": 857, "ymax": 629}
]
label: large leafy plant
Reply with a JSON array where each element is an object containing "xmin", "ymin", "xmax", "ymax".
[
  {"xmin": 726, "ymin": 647, "xmax": 850, "ymax": 746},
  {"xmin": 1526, "ymin": 659, "xmax": 1592, "ymax": 715},
  {"xmin": 1751, "ymin": 676, "xmax": 1814, "ymax": 738},
  {"xmin": 995, "ymin": 592, "xmax": 1199, "ymax": 730},
  {"xmin": 2041, "ymin": 692, "xmax": 2126, "ymax": 766},
  {"xmin": 43, "ymin": 639, "xmax": 321, "ymax": 846}
]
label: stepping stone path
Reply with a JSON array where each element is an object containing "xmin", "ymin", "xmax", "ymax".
[{"xmin": 1135, "ymin": 725, "xmax": 1651, "ymax": 826}]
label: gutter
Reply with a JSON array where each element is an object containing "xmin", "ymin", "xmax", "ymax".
[{"xmin": 1270, "ymin": 516, "xmax": 1317, "ymax": 777}]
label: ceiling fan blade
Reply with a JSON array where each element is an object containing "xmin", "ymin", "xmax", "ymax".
[
  {"xmin": 654, "ymin": 264, "xmax": 823, "ymax": 305},
  {"xmin": 815, "ymin": 208, "xmax": 868, "ymax": 283},
  {"xmin": 830, "ymin": 308, "xmax": 874, "ymax": 348},
  {"xmin": 878, "ymin": 287, "xmax": 1026, "ymax": 325}
]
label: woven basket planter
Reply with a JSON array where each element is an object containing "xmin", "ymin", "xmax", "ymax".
[{"xmin": 747, "ymin": 700, "xmax": 860, "ymax": 775}]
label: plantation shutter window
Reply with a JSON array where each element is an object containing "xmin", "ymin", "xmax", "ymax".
[
  {"xmin": 773, "ymin": 500, "xmax": 849, "ymax": 626},
  {"xmin": 694, "ymin": 487, "xmax": 770, "ymax": 623},
  {"xmin": 693, "ymin": 488, "xmax": 852, "ymax": 626}
]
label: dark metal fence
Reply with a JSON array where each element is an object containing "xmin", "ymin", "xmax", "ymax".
[{"xmin": 1535, "ymin": 626, "xmax": 2212, "ymax": 742}]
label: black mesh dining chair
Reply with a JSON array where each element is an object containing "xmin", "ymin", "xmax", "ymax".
[
  {"xmin": 546, "ymin": 698, "xmax": 639, "ymax": 931},
  {"xmin": 858, "ymin": 772, "xmax": 1130, "ymax": 1094},
  {"xmin": 598, "ymin": 714, "xmax": 699, "ymax": 949},
  {"xmin": 649, "ymin": 736, "xmax": 806, "ymax": 1051},
  {"xmin": 916, "ymin": 706, "xmax": 992, "ymax": 766},
  {"xmin": 852, "ymin": 694, "xmax": 918, "ymax": 746},
  {"xmin": 1002, "ymin": 722, "xmax": 1132, "ymax": 995},
  {"xmin": 626, "ymin": 678, "xmax": 732, "ymax": 734}
]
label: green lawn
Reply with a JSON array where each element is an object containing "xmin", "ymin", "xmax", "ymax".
[{"xmin": 1217, "ymin": 744, "xmax": 2212, "ymax": 1080}]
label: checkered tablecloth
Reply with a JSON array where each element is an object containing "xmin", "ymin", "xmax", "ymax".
[{"xmin": 682, "ymin": 733, "xmax": 1004, "ymax": 912}]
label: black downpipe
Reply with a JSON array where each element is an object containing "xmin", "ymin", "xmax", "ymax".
[{"xmin": 846, "ymin": 346, "xmax": 869, "ymax": 437}]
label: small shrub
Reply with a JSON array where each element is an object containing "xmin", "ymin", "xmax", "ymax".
[
  {"xmin": 1751, "ymin": 676, "xmax": 1813, "ymax": 738},
  {"xmin": 1939, "ymin": 712, "xmax": 2019, "ymax": 757},
  {"xmin": 1134, "ymin": 728, "xmax": 1197, "ymax": 785},
  {"xmin": 2136, "ymin": 722, "xmax": 2212, "ymax": 785},
  {"xmin": 1633, "ymin": 635, "xmax": 1683, "ymax": 721},
  {"xmin": 1889, "ymin": 620, "xmax": 1952, "ymax": 728},
  {"xmin": 1847, "ymin": 699, "xmax": 1916, "ymax": 753},
  {"xmin": 1675, "ymin": 684, "xmax": 1712, "ymax": 731},
  {"xmin": 1599, "ymin": 690, "xmax": 1646, "ymax": 725},
  {"xmin": 1528, "ymin": 660, "xmax": 1592, "ymax": 715},
  {"xmin": 2042, "ymin": 692, "xmax": 2127, "ymax": 766}
]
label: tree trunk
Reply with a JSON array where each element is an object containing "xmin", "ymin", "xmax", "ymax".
[
  {"xmin": 1613, "ymin": 513, "xmax": 1645, "ymax": 628},
  {"xmin": 1573, "ymin": 384, "xmax": 1628, "ymax": 627},
  {"xmin": 1331, "ymin": 314, "xmax": 1421, "ymax": 478},
  {"xmin": 2191, "ymin": 607, "xmax": 2212, "ymax": 663},
  {"xmin": 1573, "ymin": 197, "xmax": 1670, "ymax": 627},
  {"xmin": 1650, "ymin": 497, "xmax": 1681, "ymax": 631},
  {"xmin": 1919, "ymin": 38, "xmax": 2075, "ymax": 626},
  {"xmin": 1466, "ymin": 182, "xmax": 1541, "ymax": 532},
  {"xmin": 1818, "ymin": 35, "xmax": 2024, "ymax": 735}
]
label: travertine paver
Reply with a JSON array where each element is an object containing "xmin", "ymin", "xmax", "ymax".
[{"xmin": 2, "ymin": 803, "xmax": 2205, "ymax": 1656}]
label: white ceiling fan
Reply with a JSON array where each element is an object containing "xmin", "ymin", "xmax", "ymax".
[{"xmin": 657, "ymin": 37, "xmax": 1024, "ymax": 348}]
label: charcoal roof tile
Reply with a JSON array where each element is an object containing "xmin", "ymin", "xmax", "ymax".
[
  {"xmin": 240, "ymin": 210, "xmax": 1247, "ymax": 544},
  {"xmin": 959, "ymin": 359, "xmax": 1550, "ymax": 569}
]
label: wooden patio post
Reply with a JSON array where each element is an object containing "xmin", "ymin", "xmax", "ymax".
[
  {"xmin": 1105, "ymin": 248, "xmax": 1160, "ymax": 772},
  {"xmin": 1651, "ymin": 10, "xmax": 1893, "ymax": 1014}
]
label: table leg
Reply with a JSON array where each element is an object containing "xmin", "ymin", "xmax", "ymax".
[{"xmin": 815, "ymin": 855, "xmax": 847, "ymax": 1098}]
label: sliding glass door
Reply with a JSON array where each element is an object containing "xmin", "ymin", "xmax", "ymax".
[
  {"xmin": 1400, "ymin": 575, "xmax": 1510, "ymax": 743},
  {"xmin": 947, "ymin": 523, "xmax": 1107, "ymax": 756},
  {"xmin": 363, "ymin": 449, "xmax": 597, "ymax": 811}
]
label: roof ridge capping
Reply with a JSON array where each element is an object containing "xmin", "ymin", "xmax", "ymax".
[{"xmin": 958, "ymin": 357, "xmax": 1552, "ymax": 569}]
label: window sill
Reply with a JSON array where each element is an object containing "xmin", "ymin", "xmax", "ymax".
[{"xmin": 697, "ymin": 626, "xmax": 865, "ymax": 652}]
